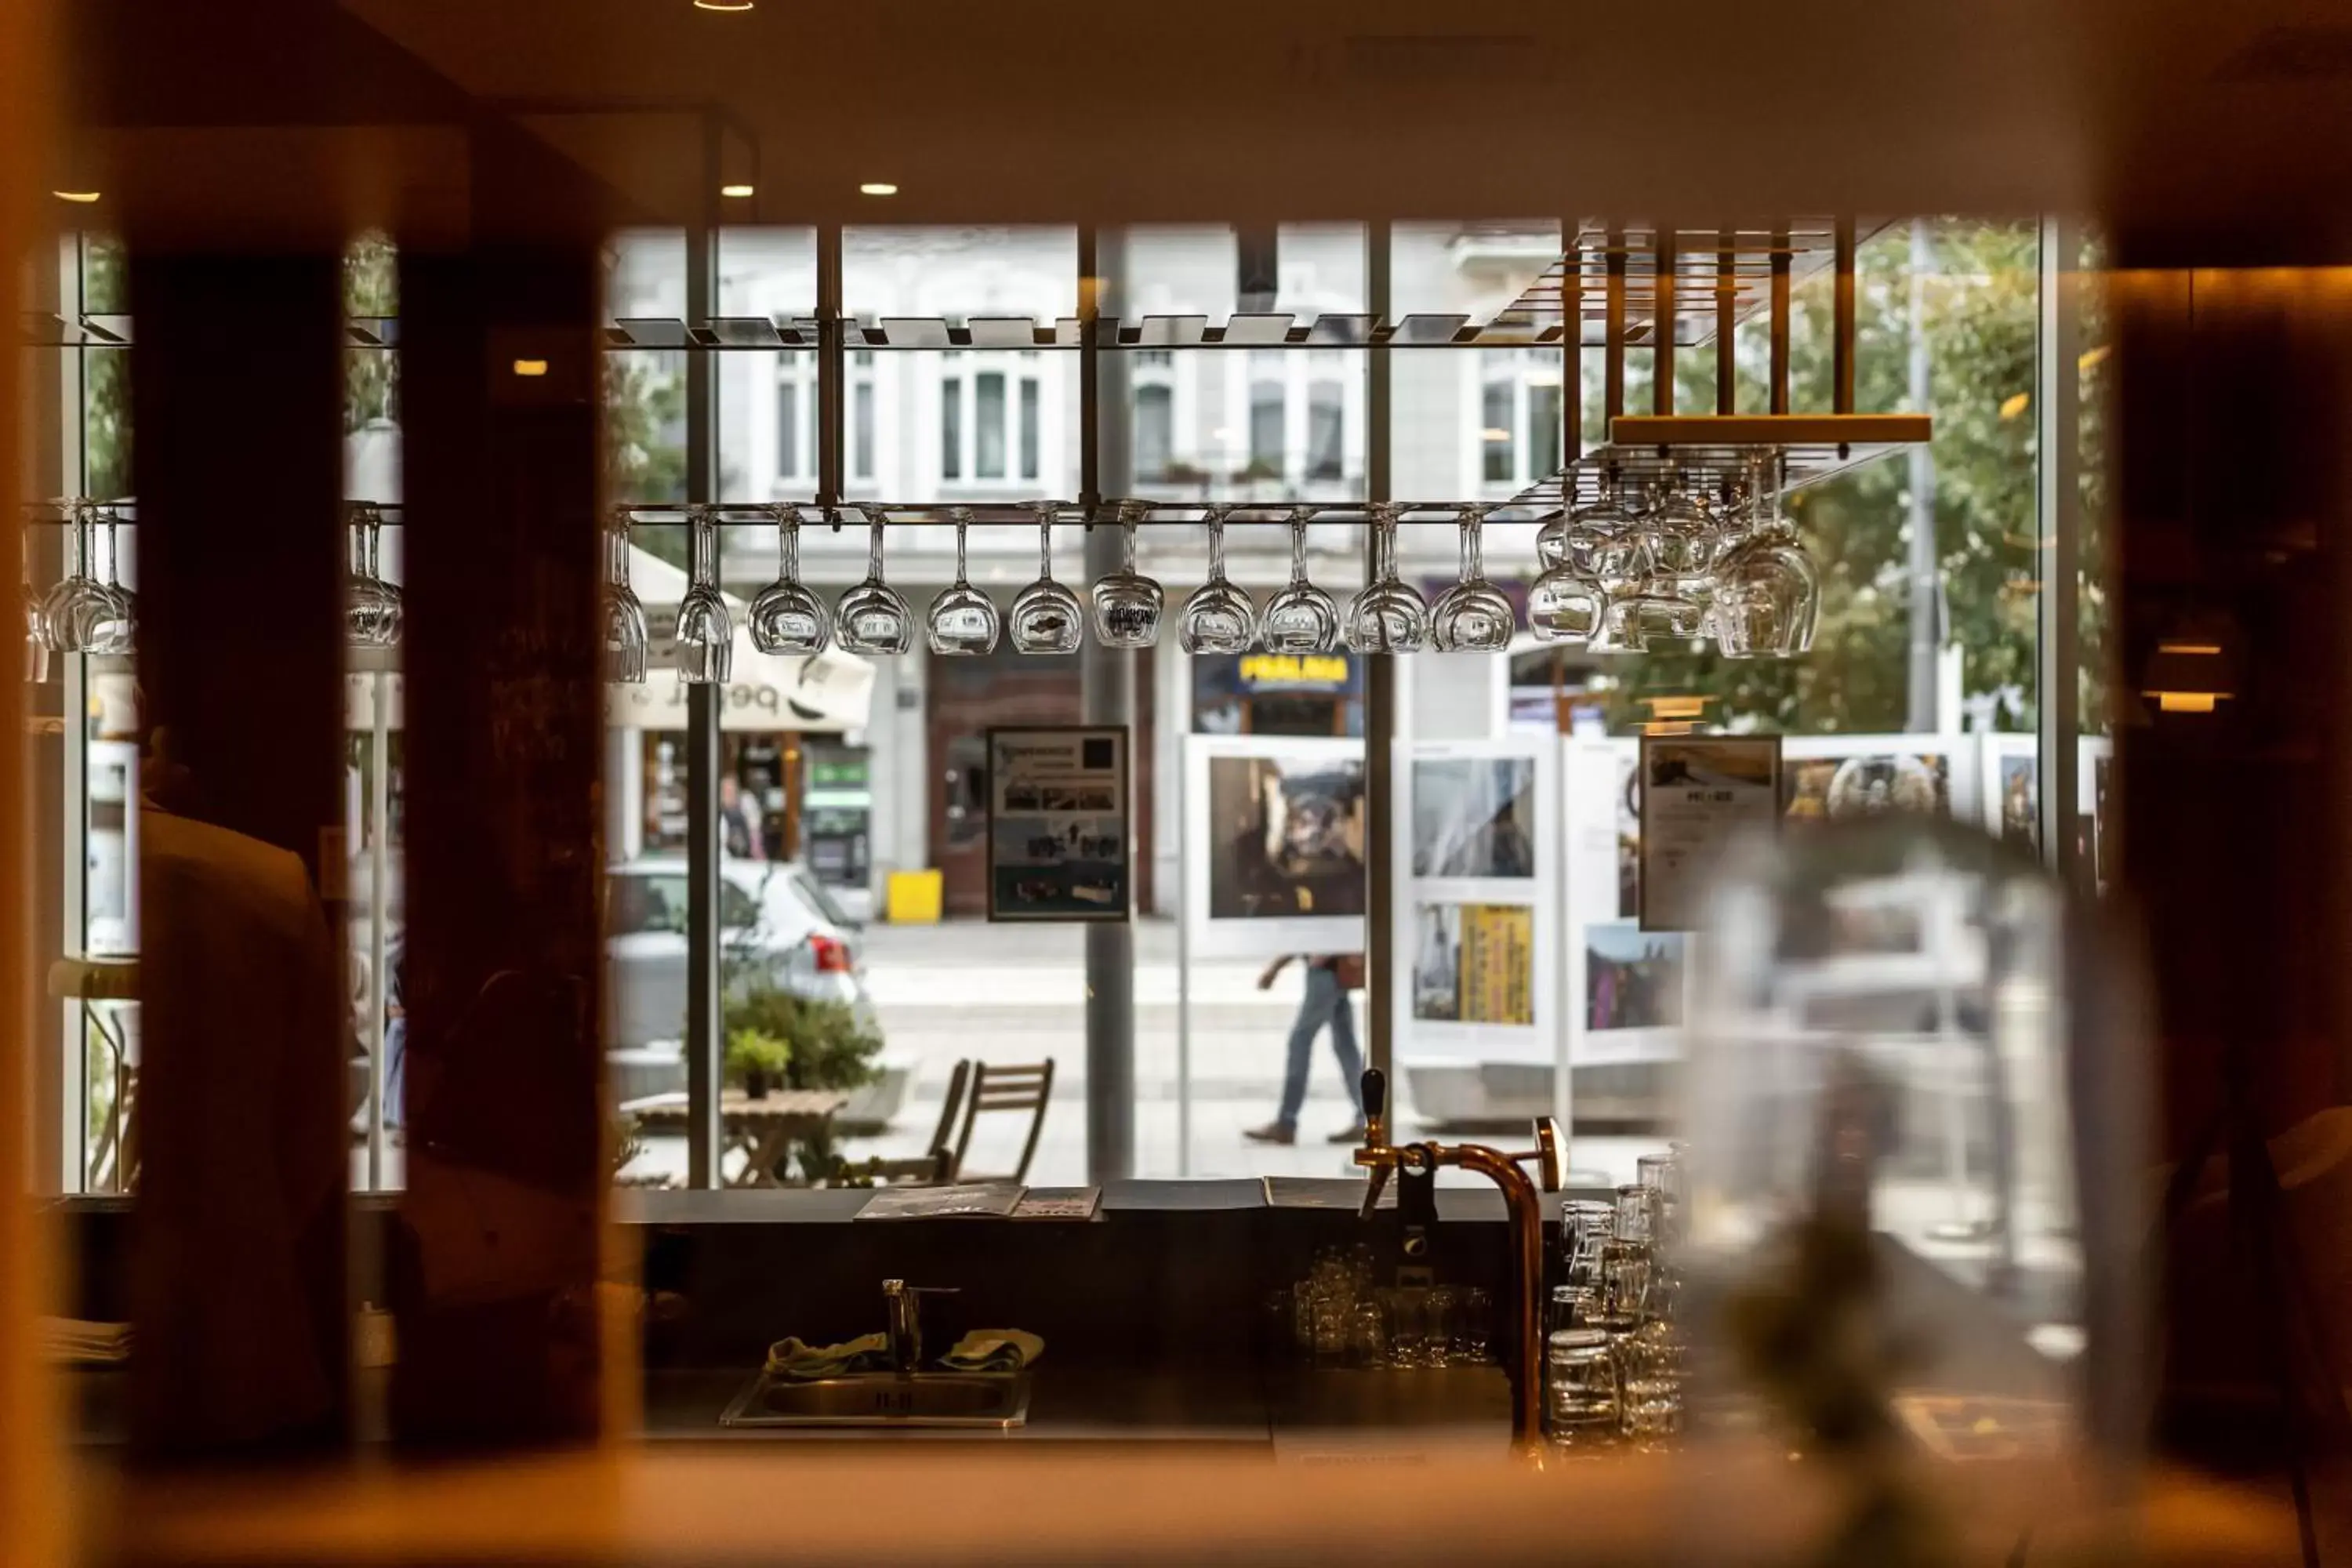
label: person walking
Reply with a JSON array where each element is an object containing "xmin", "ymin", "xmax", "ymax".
[{"xmin": 1244, "ymin": 952, "xmax": 1367, "ymax": 1146}]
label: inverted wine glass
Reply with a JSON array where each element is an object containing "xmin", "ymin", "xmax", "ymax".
[
  {"xmin": 1527, "ymin": 558, "xmax": 1605, "ymax": 645},
  {"xmin": 835, "ymin": 508, "xmax": 915, "ymax": 656},
  {"xmin": 1089, "ymin": 498, "xmax": 1165, "ymax": 648},
  {"xmin": 927, "ymin": 507, "xmax": 1001, "ymax": 656},
  {"xmin": 42, "ymin": 504, "xmax": 122, "ymax": 655},
  {"xmin": 674, "ymin": 505, "xmax": 732, "ymax": 684},
  {"xmin": 1007, "ymin": 500, "xmax": 1086, "ymax": 655},
  {"xmin": 1259, "ymin": 510, "xmax": 1340, "ymax": 655},
  {"xmin": 87, "ymin": 506, "xmax": 135, "ymax": 656},
  {"xmin": 747, "ymin": 504, "xmax": 830, "ymax": 656},
  {"xmin": 345, "ymin": 501, "xmax": 403, "ymax": 648},
  {"xmin": 1342, "ymin": 503, "xmax": 1430, "ymax": 654},
  {"xmin": 1177, "ymin": 506, "xmax": 1256, "ymax": 655},
  {"xmin": 601, "ymin": 505, "xmax": 648, "ymax": 683},
  {"xmin": 1429, "ymin": 506, "xmax": 1514, "ymax": 653}
]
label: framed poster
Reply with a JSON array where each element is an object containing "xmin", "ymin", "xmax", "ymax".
[
  {"xmin": 1638, "ymin": 735, "xmax": 1784, "ymax": 932},
  {"xmin": 1182, "ymin": 735, "xmax": 1366, "ymax": 959},
  {"xmin": 985, "ymin": 726, "xmax": 1130, "ymax": 922},
  {"xmin": 1780, "ymin": 733, "xmax": 1976, "ymax": 826},
  {"xmin": 1979, "ymin": 734, "xmax": 2040, "ymax": 854}
]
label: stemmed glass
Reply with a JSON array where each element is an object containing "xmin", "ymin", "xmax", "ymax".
[
  {"xmin": 1528, "ymin": 546, "xmax": 1605, "ymax": 645},
  {"xmin": 601, "ymin": 505, "xmax": 648, "ymax": 683},
  {"xmin": 1089, "ymin": 498, "xmax": 1164, "ymax": 648},
  {"xmin": 42, "ymin": 503, "xmax": 132, "ymax": 655},
  {"xmin": 345, "ymin": 502, "xmax": 404, "ymax": 648},
  {"xmin": 1259, "ymin": 509, "xmax": 1340, "ymax": 655},
  {"xmin": 835, "ymin": 507, "xmax": 915, "ymax": 656},
  {"xmin": 21, "ymin": 532, "xmax": 47, "ymax": 681},
  {"xmin": 1430, "ymin": 506, "xmax": 1514, "ymax": 653},
  {"xmin": 747, "ymin": 504, "xmax": 830, "ymax": 655},
  {"xmin": 927, "ymin": 507, "xmax": 1001, "ymax": 656},
  {"xmin": 1342, "ymin": 503, "xmax": 1430, "ymax": 654},
  {"xmin": 673, "ymin": 505, "xmax": 732, "ymax": 684},
  {"xmin": 1177, "ymin": 506, "xmax": 1256, "ymax": 655},
  {"xmin": 1007, "ymin": 500, "xmax": 1086, "ymax": 655}
]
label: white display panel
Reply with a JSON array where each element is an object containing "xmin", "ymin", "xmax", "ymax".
[
  {"xmin": 1560, "ymin": 735, "xmax": 1690, "ymax": 1073},
  {"xmin": 1181, "ymin": 734, "xmax": 1367, "ymax": 960}
]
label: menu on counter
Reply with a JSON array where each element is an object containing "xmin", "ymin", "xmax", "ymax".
[
  {"xmin": 985, "ymin": 726, "xmax": 1131, "ymax": 922},
  {"xmin": 1637, "ymin": 735, "xmax": 1783, "ymax": 932},
  {"xmin": 855, "ymin": 1182, "xmax": 1026, "ymax": 1220}
]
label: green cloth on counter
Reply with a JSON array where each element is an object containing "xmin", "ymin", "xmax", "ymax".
[
  {"xmin": 938, "ymin": 1329, "xmax": 1045, "ymax": 1373},
  {"xmin": 764, "ymin": 1333, "xmax": 890, "ymax": 1381}
]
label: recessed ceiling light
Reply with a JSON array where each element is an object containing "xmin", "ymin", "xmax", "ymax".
[
  {"xmin": 53, "ymin": 191, "xmax": 100, "ymax": 204},
  {"xmin": 858, "ymin": 182, "xmax": 898, "ymax": 197},
  {"xmin": 512, "ymin": 358, "xmax": 550, "ymax": 378},
  {"xmin": 692, "ymin": 0, "xmax": 754, "ymax": 11},
  {"xmin": 720, "ymin": 183, "xmax": 755, "ymax": 198}
]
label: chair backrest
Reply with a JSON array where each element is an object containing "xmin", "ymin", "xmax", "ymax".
[
  {"xmin": 925, "ymin": 1058, "xmax": 973, "ymax": 1173},
  {"xmin": 949, "ymin": 1059, "xmax": 1055, "ymax": 1184}
]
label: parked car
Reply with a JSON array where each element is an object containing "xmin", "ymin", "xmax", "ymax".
[{"xmin": 604, "ymin": 858, "xmax": 883, "ymax": 1062}]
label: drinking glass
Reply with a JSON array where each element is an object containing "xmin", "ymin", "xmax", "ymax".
[
  {"xmin": 747, "ymin": 504, "xmax": 830, "ymax": 655},
  {"xmin": 1452, "ymin": 1286, "xmax": 1494, "ymax": 1365},
  {"xmin": 601, "ymin": 506, "xmax": 648, "ymax": 683},
  {"xmin": 1532, "ymin": 507, "xmax": 1570, "ymax": 570},
  {"xmin": 1177, "ymin": 506, "xmax": 1257, "ymax": 655},
  {"xmin": 1007, "ymin": 501, "xmax": 1085, "ymax": 655},
  {"xmin": 1638, "ymin": 483, "xmax": 1720, "ymax": 586},
  {"xmin": 42, "ymin": 504, "xmax": 125, "ymax": 655},
  {"xmin": 1615, "ymin": 1304, "xmax": 1686, "ymax": 1445},
  {"xmin": 1260, "ymin": 510, "xmax": 1340, "ymax": 654},
  {"xmin": 1597, "ymin": 1240, "xmax": 1656, "ymax": 1331},
  {"xmin": 1565, "ymin": 484, "xmax": 1642, "ymax": 586},
  {"xmin": 1380, "ymin": 1286, "xmax": 1428, "ymax": 1369},
  {"xmin": 344, "ymin": 502, "xmax": 403, "ymax": 648},
  {"xmin": 1430, "ymin": 506, "xmax": 1514, "ymax": 653},
  {"xmin": 1424, "ymin": 1285, "xmax": 1459, "ymax": 1370},
  {"xmin": 88, "ymin": 507, "xmax": 135, "ymax": 656},
  {"xmin": 1088, "ymin": 498, "xmax": 1164, "ymax": 648},
  {"xmin": 1562, "ymin": 1200, "xmax": 1615, "ymax": 1289},
  {"xmin": 835, "ymin": 509, "xmax": 915, "ymax": 656},
  {"xmin": 673, "ymin": 505, "xmax": 731, "ymax": 684},
  {"xmin": 1342, "ymin": 503, "xmax": 1431, "ymax": 654},
  {"xmin": 1527, "ymin": 559, "xmax": 1604, "ymax": 644},
  {"xmin": 1350, "ymin": 1301, "xmax": 1388, "ymax": 1368},
  {"xmin": 1544, "ymin": 1327, "xmax": 1621, "ymax": 1444},
  {"xmin": 926, "ymin": 508, "xmax": 1000, "ymax": 656}
]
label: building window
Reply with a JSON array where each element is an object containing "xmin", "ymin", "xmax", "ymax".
[
  {"xmin": 852, "ymin": 380, "xmax": 875, "ymax": 481},
  {"xmin": 1136, "ymin": 383, "xmax": 1173, "ymax": 482},
  {"xmin": 1528, "ymin": 381, "xmax": 1563, "ymax": 478},
  {"xmin": 1307, "ymin": 379, "xmax": 1345, "ymax": 481},
  {"xmin": 1018, "ymin": 379, "xmax": 1040, "ymax": 481},
  {"xmin": 1481, "ymin": 379, "xmax": 1514, "ymax": 483},
  {"xmin": 942, "ymin": 376, "xmax": 963, "ymax": 480},
  {"xmin": 1250, "ymin": 381, "xmax": 1285, "ymax": 475},
  {"xmin": 976, "ymin": 372, "xmax": 1007, "ymax": 480},
  {"xmin": 777, "ymin": 380, "xmax": 800, "ymax": 479}
]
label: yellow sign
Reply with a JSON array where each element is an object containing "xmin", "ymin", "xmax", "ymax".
[
  {"xmin": 1458, "ymin": 904, "xmax": 1534, "ymax": 1025},
  {"xmin": 1240, "ymin": 653, "xmax": 1350, "ymax": 687}
]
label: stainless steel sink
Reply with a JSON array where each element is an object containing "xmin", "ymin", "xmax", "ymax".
[{"xmin": 720, "ymin": 1370, "xmax": 1031, "ymax": 1429}]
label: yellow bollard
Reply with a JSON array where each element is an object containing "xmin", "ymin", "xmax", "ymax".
[{"xmin": 884, "ymin": 868, "xmax": 944, "ymax": 924}]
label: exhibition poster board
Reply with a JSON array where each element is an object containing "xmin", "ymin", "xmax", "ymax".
[
  {"xmin": 1560, "ymin": 736, "xmax": 1690, "ymax": 1071},
  {"xmin": 1637, "ymin": 735, "xmax": 1784, "ymax": 933},
  {"xmin": 1393, "ymin": 739, "xmax": 1557, "ymax": 1064},
  {"xmin": 985, "ymin": 726, "xmax": 1131, "ymax": 922},
  {"xmin": 1181, "ymin": 734, "xmax": 1367, "ymax": 960}
]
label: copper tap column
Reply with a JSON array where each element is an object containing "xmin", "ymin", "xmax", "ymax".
[{"xmin": 1353, "ymin": 1069, "xmax": 1558, "ymax": 1452}]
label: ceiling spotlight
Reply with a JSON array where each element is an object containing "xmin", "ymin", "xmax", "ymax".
[
  {"xmin": 691, "ymin": 0, "xmax": 754, "ymax": 10},
  {"xmin": 53, "ymin": 191, "xmax": 100, "ymax": 204},
  {"xmin": 720, "ymin": 183, "xmax": 755, "ymax": 198},
  {"xmin": 858, "ymin": 182, "xmax": 898, "ymax": 197}
]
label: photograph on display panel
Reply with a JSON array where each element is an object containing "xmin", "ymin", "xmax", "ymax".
[
  {"xmin": 1783, "ymin": 748, "xmax": 1952, "ymax": 823},
  {"xmin": 1204, "ymin": 751, "xmax": 1367, "ymax": 920},
  {"xmin": 1584, "ymin": 921, "xmax": 1686, "ymax": 1033},
  {"xmin": 985, "ymin": 726, "xmax": 1130, "ymax": 921},
  {"xmin": 1410, "ymin": 757, "xmax": 1538, "ymax": 880},
  {"xmin": 1411, "ymin": 901, "xmax": 1535, "ymax": 1025}
]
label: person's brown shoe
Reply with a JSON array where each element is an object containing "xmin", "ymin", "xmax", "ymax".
[
  {"xmin": 1243, "ymin": 1122, "xmax": 1297, "ymax": 1146},
  {"xmin": 1326, "ymin": 1126, "xmax": 1367, "ymax": 1144}
]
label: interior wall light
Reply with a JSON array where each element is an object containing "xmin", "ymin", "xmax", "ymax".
[
  {"xmin": 512, "ymin": 358, "xmax": 550, "ymax": 378},
  {"xmin": 692, "ymin": 0, "xmax": 755, "ymax": 11},
  {"xmin": 720, "ymin": 184, "xmax": 755, "ymax": 199},
  {"xmin": 858, "ymin": 182, "xmax": 898, "ymax": 197},
  {"xmin": 53, "ymin": 191, "xmax": 100, "ymax": 204},
  {"xmin": 2140, "ymin": 636, "xmax": 2234, "ymax": 716}
]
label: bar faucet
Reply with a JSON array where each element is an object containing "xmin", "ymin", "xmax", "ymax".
[
  {"xmin": 880, "ymin": 1279, "xmax": 956, "ymax": 1375},
  {"xmin": 1353, "ymin": 1069, "xmax": 1563, "ymax": 1451}
]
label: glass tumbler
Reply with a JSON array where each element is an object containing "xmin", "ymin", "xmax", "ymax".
[
  {"xmin": 835, "ymin": 510, "xmax": 916, "ymax": 656},
  {"xmin": 600, "ymin": 506, "xmax": 648, "ymax": 683},
  {"xmin": 747, "ymin": 504, "xmax": 831, "ymax": 655},
  {"xmin": 1088, "ymin": 498, "xmax": 1164, "ymax": 647},
  {"xmin": 1453, "ymin": 1286, "xmax": 1494, "ymax": 1365},
  {"xmin": 1562, "ymin": 1200, "xmax": 1616, "ymax": 1290},
  {"xmin": 673, "ymin": 506, "xmax": 732, "ymax": 684},
  {"xmin": 1430, "ymin": 506, "xmax": 1514, "ymax": 653},
  {"xmin": 1259, "ymin": 510, "xmax": 1340, "ymax": 655},
  {"xmin": 1178, "ymin": 506, "xmax": 1258, "ymax": 654},
  {"xmin": 1008, "ymin": 501, "xmax": 1086, "ymax": 655},
  {"xmin": 1544, "ymin": 1327, "xmax": 1621, "ymax": 1445},
  {"xmin": 926, "ymin": 508, "xmax": 1001, "ymax": 655}
]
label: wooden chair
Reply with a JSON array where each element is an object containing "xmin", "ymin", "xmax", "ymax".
[
  {"xmin": 948, "ymin": 1059, "xmax": 1055, "ymax": 1185},
  {"xmin": 862, "ymin": 1058, "xmax": 972, "ymax": 1186}
]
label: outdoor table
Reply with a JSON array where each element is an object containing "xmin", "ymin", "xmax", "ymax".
[{"xmin": 620, "ymin": 1088, "xmax": 848, "ymax": 1188}]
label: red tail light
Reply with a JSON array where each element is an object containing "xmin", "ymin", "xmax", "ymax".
[{"xmin": 808, "ymin": 932, "xmax": 852, "ymax": 975}]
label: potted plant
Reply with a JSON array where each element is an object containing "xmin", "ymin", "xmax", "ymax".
[
  {"xmin": 724, "ymin": 1027, "xmax": 793, "ymax": 1100},
  {"xmin": 722, "ymin": 984, "xmax": 884, "ymax": 1181}
]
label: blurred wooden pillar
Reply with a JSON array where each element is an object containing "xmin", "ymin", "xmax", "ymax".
[
  {"xmin": 2110, "ymin": 261, "xmax": 2352, "ymax": 1159},
  {"xmin": 390, "ymin": 124, "xmax": 609, "ymax": 1448},
  {"xmin": 125, "ymin": 249, "xmax": 350, "ymax": 1458}
]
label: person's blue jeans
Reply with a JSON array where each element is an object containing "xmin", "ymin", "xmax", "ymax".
[{"xmin": 1275, "ymin": 964, "xmax": 1364, "ymax": 1131}]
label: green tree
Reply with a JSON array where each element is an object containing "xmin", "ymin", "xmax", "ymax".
[{"xmin": 343, "ymin": 231, "xmax": 399, "ymax": 431}]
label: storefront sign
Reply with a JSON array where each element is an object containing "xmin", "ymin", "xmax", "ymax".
[
  {"xmin": 985, "ymin": 726, "xmax": 1130, "ymax": 922},
  {"xmin": 1638, "ymin": 735, "xmax": 1784, "ymax": 932}
]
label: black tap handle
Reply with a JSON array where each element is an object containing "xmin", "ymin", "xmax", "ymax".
[{"xmin": 1360, "ymin": 1068, "xmax": 1387, "ymax": 1127}]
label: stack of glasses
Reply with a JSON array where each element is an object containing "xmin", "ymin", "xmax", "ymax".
[
  {"xmin": 1544, "ymin": 1148, "xmax": 1689, "ymax": 1450},
  {"xmin": 1272, "ymin": 1243, "xmax": 1495, "ymax": 1372}
]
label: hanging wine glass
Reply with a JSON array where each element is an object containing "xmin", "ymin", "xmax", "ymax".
[
  {"xmin": 21, "ymin": 524, "xmax": 47, "ymax": 681},
  {"xmin": 601, "ymin": 505, "xmax": 648, "ymax": 683},
  {"xmin": 1342, "ymin": 503, "xmax": 1430, "ymax": 654},
  {"xmin": 1566, "ymin": 479, "xmax": 1642, "ymax": 584},
  {"xmin": 1259, "ymin": 509, "xmax": 1340, "ymax": 655},
  {"xmin": 1713, "ymin": 457, "xmax": 1820, "ymax": 656},
  {"xmin": 835, "ymin": 507, "xmax": 915, "ymax": 656},
  {"xmin": 1007, "ymin": 499, "xmax": 1086, "ymax": 655},
  {"xmin": 673, "ymin": 504, "xmax": 733, "ymax": 684},
  {"xmin": 1177, "ymin": 506, "xmax": 1256, "ymax": 655},
  {"xmin": 1528, "ymin": 506, "xmax": 1605, "ymax": 646},
  {"xmin": 1089, "ymin": 498, "xmax": 1164, "ymax": 648},
  {"xmin": 42, "ymin": 503, "xmax": 120, "ymax": 655},
  {"xmin": 1429, "ymin": 506, "xmax": 1514, "ymax": 653},
  {"xmin": 927, "ymin": 507, "xmax": 1001, "ymax": 656},
  {"xmin": 344, "ymin": 501, "xmax": 404, "ymax": 648},
  {"xmin": 747, "ymin": 503, "xmax": 831, "ymax": 656},
  {"xmin": 1533, "ymin": 508, "xmax": 1570, "ymax": 571},
  {"xmin": 1639, "ymin": 480, "xmax": 1719, "ymax": 588}
]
